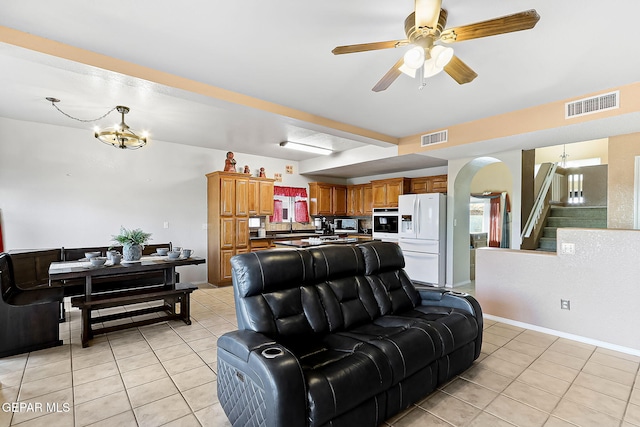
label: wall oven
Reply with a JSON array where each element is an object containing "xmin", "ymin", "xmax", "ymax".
[{"xmin": 372, "ymin": 208, "xmax": 399, "ymax": 242}]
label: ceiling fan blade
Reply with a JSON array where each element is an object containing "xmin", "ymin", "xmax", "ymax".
[
  {"xmin": 415, "ymin": 0, "xmax": 442, "ymax": 30},
  {"xmin": 440, "ymin": 9, "xmax": 540, "ymax": 43},
  {"xmin": 332, "ymin": 40, "xmax": 410, "ymax": 55},
  {"xmin": 372, "ymin": 58, "xmax": 405, "ymax": 92},
  {"xmin": 444, "ymin": 55, "xmax": 477, "ymax": 85}
]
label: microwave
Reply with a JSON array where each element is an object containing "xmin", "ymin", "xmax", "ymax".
[{"xmin": 372, "ymin": 208, "xmax": 399, "ymax": 234}]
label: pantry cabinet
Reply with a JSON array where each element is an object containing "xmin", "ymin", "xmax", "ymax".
[{"xmin": 207, "ymin": 171, "xmax": 274, "ymax": 286}]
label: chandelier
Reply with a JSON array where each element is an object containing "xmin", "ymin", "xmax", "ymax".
[
  {"xmin": 94, "ymin": 106, "xmax": 147, "ymax": 150},
  {"xmin": 46, "ymin": 98, "xmax": 148, "ymax": 150}
]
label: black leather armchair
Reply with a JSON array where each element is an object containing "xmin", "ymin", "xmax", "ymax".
[{"xmin": 217, "ymin": 241, "xmax": 482, "ymax": 427}]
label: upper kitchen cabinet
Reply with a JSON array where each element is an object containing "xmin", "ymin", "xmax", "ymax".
[
  {"xmin": 409, "ymin": 175, "xmax": 448, "ymax": 194},
  {"xmin": 347, "ymin": 184, "xmax": 373, "ymax": 216},
  {"xmin": 371, "ymin": 178, "xmax": 411, "ymax": 208},
  {"xmin": 248, "ymin": 177, "xmax": 275, "ymax": 216},
  {"xmin": 309, "ymin": 182, "xmax": 347, "ymax": 216}
]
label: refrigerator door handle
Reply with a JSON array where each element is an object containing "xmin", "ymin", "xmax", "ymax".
[
  {"xmin": 412, "ymin": 197, "xmax": 417, "ymax": 236},
  {"xmin": 416, "ymin": 198, "xmax": 420, "ymax": 235}
]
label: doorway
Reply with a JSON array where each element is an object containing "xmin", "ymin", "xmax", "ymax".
[{"xmin": 448, "ymin": 153, "xmax": 521, "ymax": 288}]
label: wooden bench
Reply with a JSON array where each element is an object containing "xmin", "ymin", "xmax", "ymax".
[{"xmin": 71, "ymin": 283, "xmax": 197, "ymax": 347}]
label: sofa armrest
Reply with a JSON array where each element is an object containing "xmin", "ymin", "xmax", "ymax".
[
  {"xmin": 415, "ymin": 287, "xmax": 483, "ymax": 359},
  {"xmin": 217, "ymin": 330, "xmax": 307, "ymax": 427}
]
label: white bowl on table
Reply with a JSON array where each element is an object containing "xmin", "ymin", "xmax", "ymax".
[
  {"xmin": 85, "ymin": 251, "xmax": 101, "ymax": 260},
  {"xmin": 90, "ymin": 257, "xmax": 107, "ymax": 267},
  {"xmin": 167, "ymin": 251, "xmax": 181, "ymax": 260},
  {"xmin": 156, "ymin": 248, "xmax": 169, "ymax": 256}
]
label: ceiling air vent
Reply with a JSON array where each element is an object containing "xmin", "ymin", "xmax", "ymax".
[
  {"xmin": 421, "ymin": 130, "xmax": 448, "ymax": 147},
  {"xmin": 565, "ymin": 90, "xmax": 619, "ymax": 119}
]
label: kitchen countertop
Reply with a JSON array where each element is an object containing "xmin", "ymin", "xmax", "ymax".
[
  {"xmin": 274, "ymin": 237, "xmax": 377, "ymax": 248},
  {"xmin": 250, "ymin": 232, "xmax": 372, "ymax": 241}
]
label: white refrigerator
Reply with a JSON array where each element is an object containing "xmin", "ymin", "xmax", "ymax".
[{"xmin": 398, "ymin": 193, "xmax": 446, "ymax": 286}]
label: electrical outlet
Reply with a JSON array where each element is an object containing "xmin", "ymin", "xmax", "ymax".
[
  {"xmin": 202, "ymin": 223, "xmax": 208, "ymax": 230},
  {"xmin": 561, "ymin": 299, "xmax": 571, "ymax": 310},
  {"xmin": 561, "ymin": 243, "xmax": 575, "ymax": 255},
  {"xmin": 163, "ymin": 221, "xmax": 169, "ymax": 229}
]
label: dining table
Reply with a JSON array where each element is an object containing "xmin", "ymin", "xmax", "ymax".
[
  {"xmin": 49, "ymin": 255, "xmax": 206, "ymax": 347},
  {"xmin": 49, "ymin": 255, "xmax": 206, "ymax": 298}
]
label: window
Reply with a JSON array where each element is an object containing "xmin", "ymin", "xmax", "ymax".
[
  {"xmin": 568, "ymin": 173, "xmax": 584, "ymax": 204},
  {"xmin": 469, "ymin": 197, "xmax": 491, "ymax": 233},
  {"xmin": 270, "ymin": 187, "xmax": 310, "ymax": 223}
]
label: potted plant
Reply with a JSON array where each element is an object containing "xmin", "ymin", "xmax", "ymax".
[{"xmin": 111, "ymin": 226, "xmax": 152, "ymax": 261}]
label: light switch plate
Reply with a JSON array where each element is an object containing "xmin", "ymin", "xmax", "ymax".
[{"xmin": 561, "ymin": 243, "xmax": 575, "ymax": 255}]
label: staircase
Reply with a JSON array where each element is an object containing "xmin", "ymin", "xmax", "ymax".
[{"xmin": 538, "ymin": 206, "xmax": 607, "ymax": 251}]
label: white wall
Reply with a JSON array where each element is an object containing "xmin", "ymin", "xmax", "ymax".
[
  {"xmin": 476, "ymin": 228, "xmax": 640, "ymax": 354},
  {"xmin": 0, "ymin": 117, "xmax": 309, "ymax": 283},
  {"xmin": 535, "ymin": 138, "xmax": 609, "ymax": 165}
]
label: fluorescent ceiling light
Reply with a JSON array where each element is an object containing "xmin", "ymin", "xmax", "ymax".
[{"xmin": 280, "ymin": 141, "xmax": 332, "ymax": 155}]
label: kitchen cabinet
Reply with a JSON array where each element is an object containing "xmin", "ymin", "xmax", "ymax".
[
  {"xmin": 207, "ymin": 171, "xmax": 274, "ymax": 286},
  {"xmin": 371, "ymin": 178, "xmax": 410, "ymax": 208},
  {"xmin": 430, "ymin": 175, "xmax": 448, "ymax": 193},
  {"xmin": 347, "ymin": 186, "xmax": 358, "ymax": 216},
  {"xmin": 363, "ymin": 184, "xmax": 373, "ymax": 215},
  {"xmin": 236, "ymin": 218, "xmax": 249, "ymax": 249},
  {"xmin": 309, "ymin": 183, "xmax": 347, "ymax": 216},
  {"xmin": 347, "ymin": 184, "xmax": 373, "ymax": 216},
  {"xmin": 409, "ymin": 175, "xmax": 448, "ymax": 194},
  {"xmin": 235, "ymin": 178, "xmax": 249, "ymax": 216},
  {"xmin": 250, "ymin": 239, "xmax": 273, "ymax": 252},
  {"xmin": 248, "ymin": 178, "xmax": 275, "ymax": 216},
  {"xmin": 248, "ymin": 179, "xmax": 259, "ymax": 215},
  {"xmin": 220, "ymin": 217, "xmax": 235, "ymax": 249},
  {"xmin": 258, "ymin": 180, "xmax": 274, "ymax": 215},
  {"xmin": 333, "ymin": 185, "xmax": 347, "ymax": 216}
]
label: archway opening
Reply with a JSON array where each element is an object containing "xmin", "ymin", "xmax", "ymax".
[{"xmin": 450, "ymin": 157, "xmax": 515, "ymax": 288}]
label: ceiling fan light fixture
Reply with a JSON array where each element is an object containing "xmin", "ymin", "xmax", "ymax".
[
  {"xmin": 421, "ymin": 45, "xmax": 454, "ymax": 78},
  {"xmin": 423, "ymin": 58, "xmax": 443, "ymax": 78},
  {"xmin": 279, "ymin": 141, "xmax": 333, "ymax": 155},
  {"xmin": 399, "ymin": 46, "xmax": 425, "ymax": 77},
  {"xmin": 431, "ymin": 45, "xmax": 454, "ymax": 68}
]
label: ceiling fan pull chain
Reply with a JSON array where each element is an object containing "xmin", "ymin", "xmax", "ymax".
[{"xmin": 419, "ymin": 65, "xmax": 427, "ymax": 90}]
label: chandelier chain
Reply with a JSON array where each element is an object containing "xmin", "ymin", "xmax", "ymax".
[{"xmin": 49, "ymin": 100, "xmax": 118, "ymax": 123}]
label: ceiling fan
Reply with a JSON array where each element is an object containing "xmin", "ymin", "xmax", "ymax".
[{"xmin": 332, "ymin": 0, "xmax": 540, "ymax": 92}]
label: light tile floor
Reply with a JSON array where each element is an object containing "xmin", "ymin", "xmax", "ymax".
[{"xmin": 0, "ymin": 284, "xmax": 638, "ymax": 427}]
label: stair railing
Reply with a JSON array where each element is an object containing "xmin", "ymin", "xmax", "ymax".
[{"xmin": 522, "ymin": 163, "xmax": 558, "ymax": 241}]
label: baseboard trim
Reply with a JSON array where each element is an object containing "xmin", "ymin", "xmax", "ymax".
[{"xmin": 484, "ymin": 314, "xmax": 640, "ymax": 357}]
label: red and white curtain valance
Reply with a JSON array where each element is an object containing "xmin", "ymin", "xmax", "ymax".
[{"xmin": 273, "ymin": 186, "xmax": 308, "ymax": 198}]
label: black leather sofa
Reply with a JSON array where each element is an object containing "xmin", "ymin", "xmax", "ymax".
[{"xmin": 217, "ymin": 241, "xmax": 483, "ymax": 427}]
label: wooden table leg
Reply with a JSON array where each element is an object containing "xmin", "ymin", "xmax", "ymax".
[
  {"xmin": 81, "ymin": 307, "xmax": 91, "ymax": 348},
  {"xmin": 164, "ymin": 266, "xmax": 176, "ymax": 287},
  {"xmin": 85, "ymin": 276, "xmax": 92, "ymax": 300},
  {"xmin": 181, "ymin": 293, "xmax": 192, "ymax": 325}
]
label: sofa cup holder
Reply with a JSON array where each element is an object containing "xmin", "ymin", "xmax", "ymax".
[{"xmin": 261, "ymin": 347, "xmax": 284, "ymax": 359}]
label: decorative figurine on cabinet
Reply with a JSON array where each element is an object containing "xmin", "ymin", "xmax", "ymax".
[
  {"xmin": 259, "ymin": 167, "xmax": 266, "ymax": 178},
  {"xmin": 224, "ymin": 151, "xmax": 237, "ymax": 172},
  {"xmin": 243, "ymin": 165, "xmax": 250, "ymax": 174}
]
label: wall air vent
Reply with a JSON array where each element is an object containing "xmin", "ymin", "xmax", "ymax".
[
  {"xmin": 565, "ymin": 90, "xmax": 619, "ymax": 119},
  {"xmin": 421, "ymin": 130, "xmax": 448, "ymax": 147}
]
